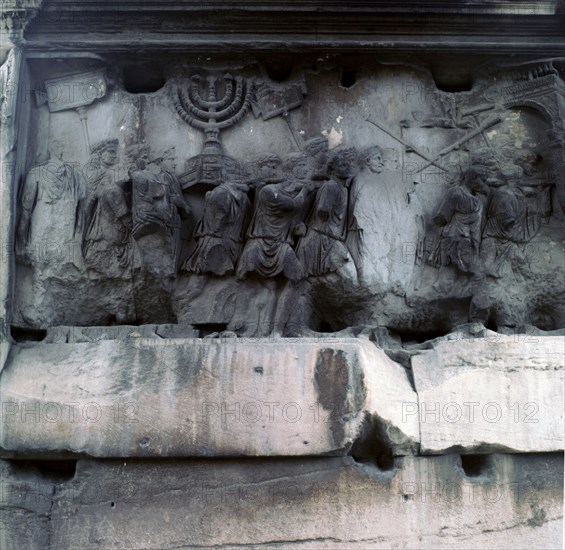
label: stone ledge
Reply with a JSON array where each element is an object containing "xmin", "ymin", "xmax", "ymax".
[
  {"xmin": 411, "ymin": 329, "xmax": 564, "ymax": 454},
  {"xmin": 1, "ymin": 331, "xmax": 562, "ymax": 458},
  {"xmin": 0, "ymin": 337, "xmax": 418, "ymax": 458}
]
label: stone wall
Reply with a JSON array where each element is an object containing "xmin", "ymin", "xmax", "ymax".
[{"xmin": 0, "ymin": 1, "xmax": 563, "ymax": 548}]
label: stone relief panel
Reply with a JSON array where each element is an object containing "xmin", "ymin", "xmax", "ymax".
[{"xmin": 12, "ymin": 57, "xmax": 565, "ymax": 336}]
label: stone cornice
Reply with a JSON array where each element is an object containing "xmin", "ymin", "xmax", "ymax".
[{"xmin": 21, "ymin": 0, "xmax": 565, "ymax": 55}]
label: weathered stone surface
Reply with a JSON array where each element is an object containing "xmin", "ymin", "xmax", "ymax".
[
  {"xmin": 0, "ymin": 337, "xmax": 419, "ymax": 458},
  {"xmin": 411, "ymin": 328, "xmax": 565, "ymax": 454},
  {"xmin": 0, "ymin": 459, "xmax": 54, "ymax": 550},
  {"xmin": 44, "ymin": 453, "xmax": 562, "ymax": 549},
  {"xmin": 42, "ymin": 323, "xmax": 199, "ymax": 343},
  {"xmin": 7, "ymin": 54, "xmax": 565, "ymax": 337},
  {"xmin": 1, "ymin": 453, "xmax": 562, "ymax": 549},
  {"xmin": 1, "ymin": 2, "xmax": 564, "ymax": 549}
]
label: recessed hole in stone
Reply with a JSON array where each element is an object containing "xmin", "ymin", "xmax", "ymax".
[
  {"xmin": 195, "ymin": 323, "xmax": 228, "ymax": 337},
  {"xmin": 123, "ymin": 62, "xmax": 166, "ymax": 93},
  {"xmin": 349, "ymin": 416, "xmax": 396, "ymax": 472},
  {"xmin": 10, "ymin": 326, "xmax": 47, "ymax": 342},
  {"xmin": 265, "ymin": 61, "xmax": 293, "ymax": 82},
  {"xmin": 461, "ymin": 454, "xmax": 489, "ymax": 477},
  {"xmin": 340, "ymin": 69, "xmax": 357, "ymax": 88},
  {"xmin": 431, "ymin": 67, "xmax": 473, "ymax": 92},
  {"xmin": 7, "ymin": 459, "xmax": 77, "ymax": 482}
]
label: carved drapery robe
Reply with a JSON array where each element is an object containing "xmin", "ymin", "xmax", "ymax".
[
  {"xmin": 296, "ymin": 179, "xmax": 350, "ymax": 277},
  {"xmin": 18, "ymin": 158, "xmax": 85, "ymax": 265},
  {"xmin": 480, "ymin": 186, "xmax": 541, "ymax": 278},
  {"xmin": 82, "ymin": 168, "xmax": 131, "ymax": 278},
  {"xmin": 130, "ymin": 169, "xmax": 179, "ymax": 239},
  {"xmin": 429, "ymin": 185, "xmax": 483, "ymax": 275},
  {"xmin": 184, "ymin": 182, "xmax": 250, "ymax": 276},
  {"xmin": 236, "ymin": 181, "xmax": 308, "ymax": 281}
]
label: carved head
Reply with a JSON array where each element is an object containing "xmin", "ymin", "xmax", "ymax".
[
  {"xmin": 514, "ymin": 149, "xmax": 541, "ymax": 177},
  {"xmin": 463, "ymin": 167, "xmax": 489, "ymax": 195},
  {"xmin": 151, "ymin": 146, "xmax": 177, "ymax": 173},
  {"xmin": 125, "ymin": 144, "xmax": 150, "ymax": 171},
  {"xmin": 282, "ymin": 153, "xmax": 312, "ymax": 181},
  {"xmin": 328, "ymin": 147, "xmax": 358, "ymax": 182},
  {"xmin": 360, "ymin": 145, "xmax": 384, "ymax": 174},
  {"xmin": 382, "ymin": 148, "xmax": 400, "ymax": 171},
  {"xmin": 91, "ymin": 138, "xmax": 119, "ymax": 167},
  {"xmin": 48, "ymin": 140, "xmax": 65, "ymax": 161}
]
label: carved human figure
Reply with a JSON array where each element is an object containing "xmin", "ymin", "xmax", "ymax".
[
  {"xmin": 469, "ymin": 177, "xmax": 544, "ymax": 326},
  {"xmin": 479, "ymin": 181, "xmax": 532, "ymax": 279},
  {"xmin": 428, "ymin": 168, "xmax": 489, "ymax": 291},
  {"xmin": 126, "ymin": 144, "xmax": 180, "ymax": 278},
  {"xmin": 129, "ymin": 145, "xmax": 171, "ymax": 238},
  {"xmin": 182, "ymin": 177, "xmax": 251, "ymax": 276},
  {"xmin": 512, "ymin": 149, "xmax": 551, "ymax": 230},
  {"xmin": 231, "ymin": 153, "xmax": 317, "ymax": 337},
  {"xmin": 17, "ymin": 139, "xmax": 85, "ymax": 266},
  {"xmin": 323, "ymin": 146, "xmax": 364, "ymax": 273},
  {"xmin": 82, "ymin": 139, "xmax": 132, "ymax": 279},
  {"xmin": 295, "ymin": 147, "xmax": 365, "ymax": 278},
  {"xmin": 149, "ymin": 147, "xmax": 191, "ymax": 269},
  {"xmin": 236, "ymin": 153, "xmax": 314, "ymax": 281}
]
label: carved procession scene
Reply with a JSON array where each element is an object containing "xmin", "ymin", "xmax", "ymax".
[{"xmin": 13, "ymin": 58, "xmax": 565, "ymax": 336}]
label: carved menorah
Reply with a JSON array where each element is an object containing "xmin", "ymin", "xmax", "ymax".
[{"xmin": 173, "ymin": 73, "xmax": 254, "ymax": 154}]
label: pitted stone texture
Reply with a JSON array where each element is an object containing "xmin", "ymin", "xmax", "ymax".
[
  {"xmin": 0, "ymin": 337, "xmax": 418, "ymax": 458},
  {"xmin": 46, "ymin": 454, "xmax": 563, "ymax": 550},
  {"xmin": 411, "ymin": 329, "xmax": 564, "ymax": 454}
]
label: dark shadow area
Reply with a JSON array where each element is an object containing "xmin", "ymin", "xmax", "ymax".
[
  {"xmin": 264, "ymin": 59, "xmax": 293, "ymax": 82},
  {"xmin": 123, "ymin": 62, "xmax": 166, "ymax": 93},
  {"xmin": 340, "ymin": 68, "xmax": 357, "ymax": 89},
  {"xmin": 349, "ymin": 415, "xmax": 396, "ymax": 472},
  {"xmin": 460, "ymin": 454, "xmax": 491, "ymax": 477},
  {"xmin": 432, "ymin": 65, "xmax": 473, "ymax": 92},
  {"xmin": 393, "ymin": 327, "xmax": 451, "ymax": 345},
  {"xmin": 195, "ymin": 323, "xmax": 228, "ymax": 337},
  {"xmin": 7, "ymin": 459, "xmax": 78, "ymax": 482},
  {"xmin": 10, "ymin": 326, "xmax": 47, "ymax": 343}
]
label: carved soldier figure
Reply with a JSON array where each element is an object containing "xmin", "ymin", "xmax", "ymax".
[
  {"xmin": 428, "ymin": 168, "xmax": 489, "ymax": 291},
  {"xmin": 16, "ymin": 139, "xmax": 85, "ymax": 265},
  {"xmin": 82, "ymin": 139, "xmax": 132, "ymax": 279},
  {"xmin": 236, "ymin": 153, "xmax": 314, "ymax": 281},
  {"xmin": 182, "ymin": 177, "xmax": 251, "ymax": 276}
]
